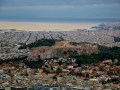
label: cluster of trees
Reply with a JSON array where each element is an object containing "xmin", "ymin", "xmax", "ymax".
[
  {"xmin": 19, "ymin": 39, "xmax": 56, "ymax": 49},
  {"xmin": 56, "ymin": 67, "xmax": 62, "ymax": 74},
  {"xmin": 98, "ymin": 46, "xmax": 120, "ymax": 59},
  {"xmin": 114, "ymin": 37, "xmax": 120, "ymax": 42},
  {"xmin": 71, "ymin": 54, "xmax": 100, "ymax": 66},
  {"xmin": 24, "ymin": 60, "xmax": 44, "ymax": 68},
  {"xmin": 70, "ymin": 46, "xmax": 120, "ymax": 66}
]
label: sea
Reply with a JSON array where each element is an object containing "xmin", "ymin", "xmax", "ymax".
[{"xmin": 0, "ymin": 17, "xmax": 120, "ymax": 23}]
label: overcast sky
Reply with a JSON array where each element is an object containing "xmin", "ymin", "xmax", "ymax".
[{"xmin": 0, "ymin": 0, "xmax": 120, "ymax": 21}]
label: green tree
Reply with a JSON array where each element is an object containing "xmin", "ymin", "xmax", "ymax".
[{"xmin": 56, "ymin": 68, "xmax": 62, "ymax": 74}]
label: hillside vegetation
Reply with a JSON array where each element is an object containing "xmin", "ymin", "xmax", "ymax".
[
  {"xmin": 72, "ymin": 46, "xmax": 120, "ymax": 66},
  {"xmin": 19, "ymin": 39, "xmax": 56, "ymax": 49}
]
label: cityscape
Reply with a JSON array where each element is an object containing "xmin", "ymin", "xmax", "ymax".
[
  {"xmin": 0, "ymin": 0, "xmax": 120, "ymax": 90},
  {"xmin": 0, "ymin": 23, "xmax": 120, "ymax": 90}
]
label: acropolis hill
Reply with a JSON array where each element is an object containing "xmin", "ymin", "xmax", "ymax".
[{"xmin": 28, "ymin": 41, "xmax": 99, "ymax": 60}]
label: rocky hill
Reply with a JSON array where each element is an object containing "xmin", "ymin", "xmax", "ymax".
[{"xmin": 28, "ymin": 41, "xmax": 99, "ymax": 60}]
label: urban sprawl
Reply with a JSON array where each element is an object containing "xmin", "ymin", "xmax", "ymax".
[{"xmin": 0, "ymin": 23, "xmax": 120, "ymax": 90}]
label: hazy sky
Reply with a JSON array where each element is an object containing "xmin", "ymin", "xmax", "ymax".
[{"xmin": 0, "ymin": 0, "xmax": 120, "ymax": 21}]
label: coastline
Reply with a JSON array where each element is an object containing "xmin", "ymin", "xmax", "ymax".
[{"xmin": 0, "ymin": 21, "xmax": 100, "ymax": 31}]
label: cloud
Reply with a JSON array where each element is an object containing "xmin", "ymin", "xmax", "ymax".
[
  {"xmin": 0, "ymin": 0, "xmax": 120, "ymax": 21},
  {"xmin": 1, "ymin": 0, "xmax": 120, "ymax": 7}
]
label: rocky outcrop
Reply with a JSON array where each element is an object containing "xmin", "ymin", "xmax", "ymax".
[
  {"xmin": 28, "ymin": 41, "xmax": 99, "ymax": 60},
  {"xmin": 0, "ymin": 53, "xmax": 27, "ymax": 61}
]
